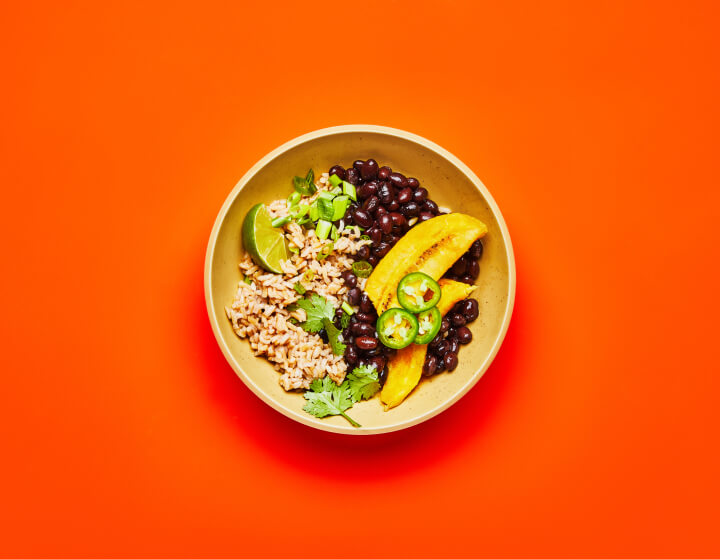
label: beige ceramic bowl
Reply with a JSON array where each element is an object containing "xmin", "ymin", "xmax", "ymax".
[{"xmin": 205, "ymin": 125, "xmax": 515, "ymax": 434}]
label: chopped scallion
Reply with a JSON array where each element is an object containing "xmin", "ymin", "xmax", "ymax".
[
  {"xmin": 342, "ymin": 180, "xmax": 357, "ymax": 201},
  {"xmin": 341, "ymin": 301, "xmax": 355, "ymax": 315},
  {"xmin": 328, "ymin": 174, "xmax": 342, "ymax": 187},
  {"xmin": 331, "ymin": 195, "xmax": 350, "ymax": 221},
  {"xmin": 271, "ymin": 216, "xmax": 291, "ymax": 228},
  {"xmin": 316, "ymin": 219, "xmax": 332, "ymax": 240}
]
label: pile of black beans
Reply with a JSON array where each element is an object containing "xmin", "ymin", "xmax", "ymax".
[
  {"xmin": 327, "ymin": 159, "xmax": 445, "ymax": 267},
  {"xmin": 325, "ymin": 159, "xmax": 483, "ymax": 385},
  {"xmin": 442, "ymin": 239, "xmax": 484, "ymax": 285},
  {"xmin": 423, "ymin": 298, "xmax": 479, "ymax": 376}
]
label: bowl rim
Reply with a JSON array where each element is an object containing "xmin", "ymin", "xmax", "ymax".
[{"xmin": 204, "ymin": 124, "xmax": 516, "ymax": 435}]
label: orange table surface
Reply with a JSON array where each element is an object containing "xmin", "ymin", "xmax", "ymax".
[{"xmin": 1, "ymin": 0, "xmax": 719, "ymax": 558}]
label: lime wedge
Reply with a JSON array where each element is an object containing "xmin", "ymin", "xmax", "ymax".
[{"xmin": 242, "ymin": 203, "xmax": 288, "ymax": 274}]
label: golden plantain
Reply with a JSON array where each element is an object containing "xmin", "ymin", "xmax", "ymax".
[
  {"xmin": 365, "ymin": 213, "xmax": 488, "ymax": 313},
  {"xmin": 380, "ymin": 279, "xmax": 477, "ymax": 409}
]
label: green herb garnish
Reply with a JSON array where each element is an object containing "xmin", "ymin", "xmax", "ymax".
[
  {"xmin": 346, "ymin": 364, "xmax": 381, "ymax": 402},
  {"xmin": 303, "ymin": 377, "xmax": 359, "ymax": 427},
  {"xmin": 322, "ymin": 318, "xmax": 346, "ymax": 356},
  {"xmin": 294, "ymin": 293, "xmax": 335, "ymax": 333},
  {"xmin": 293, "ymin": 282, "xmax": 306, "ymax": 295},
  {"xmin": 293, "ymin": 169, "xmax": 317, "ymax": 196}
]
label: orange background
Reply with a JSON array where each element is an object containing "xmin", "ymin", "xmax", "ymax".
[{"xmin": 1, "ymin": 0, "xmax": 719, "ymax": 558}]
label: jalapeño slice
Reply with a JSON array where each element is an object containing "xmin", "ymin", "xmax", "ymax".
[
  {"xmin": 376, "ymin": 308, "xmax": 419, "ymax": 349},
  {"xmin": 414, "ymin": 306, "xmax": 442, "ymax": 345},
  {"xmin": 397, "ymin": 272, "xmax": 442, "ymax": 313}
]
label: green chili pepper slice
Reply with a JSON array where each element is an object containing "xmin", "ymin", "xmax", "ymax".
[
  {"xmin": 376, "ymin": 308, "xmax": 419, "ymax": 349},
  {"xmin": 396, "ymin": 272, "xmax": 442, "ymax": 313},
  {"xmin": 414, "ymin": 306, "xmax": 442, "ymax": 344}
]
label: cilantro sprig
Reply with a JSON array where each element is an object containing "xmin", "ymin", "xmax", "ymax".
[{"xmin": 303, "ymin": 364, "xmax": 381, "ymax": 428}]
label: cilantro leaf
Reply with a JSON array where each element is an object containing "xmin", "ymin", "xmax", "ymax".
[
  {"xmin": 295, "ymin": 293, "xmax": 335, "ymax": 333},
  {"xmin": 303, "ymin": 377, "xmax": 360, "ymax": 427},
  {"xmin": 322, "ymin": 318, "xmax": 346, "ymax": 356},
  {"xmin": 346, "ymin": 364, "xmax": 381, "ymax": 402},
  {"xmin": 340, "ymin": 310, "xmax": 352, "ymax": 330}
]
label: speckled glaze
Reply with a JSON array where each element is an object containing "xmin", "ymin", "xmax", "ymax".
[{"xmin": 205, "ymin": 125, "xmax": 516, "ymax": 434}]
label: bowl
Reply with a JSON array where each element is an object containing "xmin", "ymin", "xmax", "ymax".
[{"xmin": 205, "ymin": 125, "xmax": 516, "ymax": 434}]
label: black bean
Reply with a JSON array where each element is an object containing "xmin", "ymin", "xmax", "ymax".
[
  {"xmin": 464, "ymin": 299, "xmax": 479, "ymax": 322},
  {"xmin": 375, "ymin": 206, "xmax": 388, "ymax": 218},
  {"xmin": 388, "ymin": 172, "xmax": 408, "ymax": 188},
  {"xmin": 446, "ymin": 327, "xmax": 457, "ymax": 340},
  {"xmin": 435, "ymin": 340, "xmax": 450, "ymax": 356},
  {"xmin": 359, "ymin": 292, "xmax": 373, "ymax": 313},
  {"xmin": 440, "ymin": 317, "xmax": 450, "ymax": 333},
  {"xmin": 344, "ymin": 345, "xmax": 358, "ymax": 364},
  {"xmin": 378, "ymin": 182, "xmax": 394, "ymax": 205},
  {"xmin": 347, "ymin": 287, "xmax": 361, "ymax": 305},
  {"xmin": 356, "ymin": 311, "xmax": 376, "ymax": 323},
  {"xmin": 401, "ymin": 201, "xmax": 420, "ymax": 217},
  {"xmin": 448, "ymin": 338, "xmax": 460, "ymax": 355},
  {"xmin": 378, "ymin": 166, "xmax": 392, "ymax": 180},
  {"xmin": 423, "ymin": 355, "xmax": 438, "ymax": 376},
  {"xmin": 353, "ymin": 160, "xmax": 365, "ymax": 171},
  {"xmin": 367, "ymin": 226, "xmax": 382, "ymax": 245},
  {"xmin": 328, "ymin": 165, "xmax": 346, "ymax": 180},
  {"xmin": 436, "ymin": 358, "xmax": 446, "ymax": 374},
  {"xmin": 467, "ymin": 259, "xmax": 480, "ymax": 279},
  {"xmin": 382, "ymin": 345, "xmax": 397, "ymax": 358},
  {"xmin": 353, "ymin": 209, "xmax": 373, "ymax": 228},
  {"xmin": 407, "ymin": 177, "xmax": 420, "ymax": 189},
  {"xmin": 378, "ymin": 213, "xmax": 393, "ymax": 234},
  {"xmin": 456, "ymin": 326, "xmax": 472, "ymax": 344},
  {"xmin": 418, "ymin": 211, "xmax": 434, "ymax": 223},
  {"xmin": 363, "ymin": 346, "xmax": 382, "ymax": 357},
  {"xmin": 351, "ymin": 322, "xmax": 374, "ymax": 338},
  {"xmin": 345, "ymin": 167, "xmax": 360, "ymax": 185},
  {"xmin": 423, "ymin": 199, "xmax": 439, "ymax": 214},
  {"xmin": 368, "ymin": 356, "xmax": 386, "ymax": 373},
  {"xmin": 387, "ymin": 200, "xmax": 400, "ymax": 211},
  {"xmin": 397, "ymin": 187, "xmax": 413, "ymax": 204},
  {"xmin": 361, "ymin": 159, "xmax": 378, "ymax": 181},
  {"xmin": 388, "ymin": 234, "xmax": 400, "ymax": 246},
  {"xmin": 356, "ymin": 183, "xmax": 375, "ymax": 199},
  {"xmin": 470, "ymin": 239, "xmax": 483, "ymax": 259},
  {"xmin": 366, "ymin": 195, "xmax": 382, "ymax": 214},
  {"xmin": 344, "ymin": 209, "xmax": 354, "ymax": 224},
  {"xmin": 355, "ymin": 336, "xmax": 378, "ymax": 350},
  {"xmin": 459, "ymin": 274, "xmax": 474, "ymax": 284},
  {"xmin": 319, "ymin": 329, "xmax": 329, "ymax": 343},
  {"xmin": 374, "ymin": 242, "xmax": 391, "ymax": 257},
  {"xmin": 451, "ymin": 256, "xmax": 468, "ymax": 276},
  {"xmin": 389, "ymin": 212, "xmax": 406, "ymax": 228},
  {"xmin": 378, "ymin": 367, "xmax": 388, "ymax": 386},
  {"xmin": 357, "ymin": 245, "xmax": 370, "ymax": 260},
  {"xmin": 367, "ymin": 255, "xmax": 379, "ymax": 266},
  {"xmin": 451, "ymin": 313, "xmax": 466, "ymax": 327},
  {"xmin": 444, "ymin": 352, "xmax": 459, "ymax": 372},
  {"xmin": 412, "ymin": 187, "xmax": 428, "ymax": 203},
  {"xmin": 344, "ymin": 273, "xmax": 357, "ymax": 289},
  {"xmin": 428, "ymin": 332, "xmax": 444, "ymax": 350}
]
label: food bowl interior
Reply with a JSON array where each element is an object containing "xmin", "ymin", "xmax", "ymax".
[{"xmin": 206, "ymin": 127, "xmax": 514, "ymax": 434}]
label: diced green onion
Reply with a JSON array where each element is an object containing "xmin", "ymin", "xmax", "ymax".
[
  {"xmin": 271, "ymin": 216, "xmax": 291, "ymax": 228},
  {"xmin": 287, "ymin": 191, "xmax": 301, "ymax": 206},
  {"xmin": 342, "ymin": 180, "xmax": 357, "ymax": 201},
  {"xmin": 317, "ymin": 242, "xmax": 334, "ymax": 260},
  {"xmin": 331, "ymin": 195, "xmax": 350, "ymax": 221},
  {"xmin": 316, "ymin": 219, "xmax": 332, "ymax": 240},
  {"xmin": 293, "ymin": 282, "xmax": 306, "ymax": 295},
  {"xmin": 330, "ymin": 224, "xmax": 339, "ymax": 241},
  {"xmin": 329, "ymin": 174, "xmax": 342, "ymax": 187},
  {"xmin": 288, "ymin": 245, "xmax": 300, "ymax": 254},
  {"xmin": 341, "ymin": 301, "xmax": 355, "ymax": 315},
  {"xmin": 330, "ymin": 186, "xmax": 342, "ymax": 195},
  {"xmin": 318, "ymin": 191, "xmax": 335, "ymax": 201},
  {"xmin": 317, "ymin": 197, "xmax": 335, "ymax": 221},
  {"xmin": 291, "ymin": 203, "xmax": 310, "ymax": 220},
  {"xmin": 309, "ymin": 202, "xmax": 320, "ymax": 222},
  {"xmin": 296, "ymin": 215, "xmax": 312, "ymax": 226}
]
